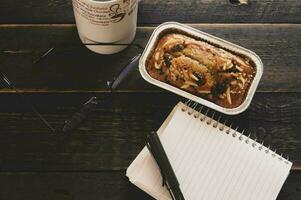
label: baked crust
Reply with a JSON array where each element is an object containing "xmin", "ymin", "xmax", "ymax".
[{"xmin": 146, "ymin": 33, "xmax": 256, "ymax": 108}]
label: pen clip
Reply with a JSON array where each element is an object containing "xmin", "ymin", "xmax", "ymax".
[
  {"xmin": 146, "ymin": 142, "xmax": 167, "ymax": 187},
  {"xmin": 146, "ymin": 134, "xmax": 176, "ymax": 200}
]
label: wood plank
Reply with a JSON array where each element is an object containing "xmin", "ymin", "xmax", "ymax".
[
  {"xmin": 0, "ymin": 92, "xmax": 300, "ymax": 171},
  {"xmin": 0, "ymin": 171, "xmax": 154, "ymax": 200},
  {"xmin": 0, "ymin": 171, "xmax": 300, "ymax": 200},
  {"xmin": 0, "ymin": 24, "xmax": 300, "ymax": 92},
  {"xmin": 0, "ymin": 0, "xmax": 300, "ymax": 24}
]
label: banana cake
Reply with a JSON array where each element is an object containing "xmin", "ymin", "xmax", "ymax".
[{"xmin": 146, "ymin": 33, "xmax": 256, "ymax": 108}]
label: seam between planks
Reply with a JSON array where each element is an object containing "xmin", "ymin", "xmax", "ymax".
[
  {"xmin": 0, "ymin": 90, "xmax": 301, "ymax": 94},
  {"xmin": 0, "ymin": 166, "xmax": 300, "ymax": 173},
  {"xmin": 0, "ymin": 23, "xmax": 301, "ymax": 28}
]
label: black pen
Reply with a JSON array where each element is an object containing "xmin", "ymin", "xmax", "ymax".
[{"xmin": 146, "ymin": 131, "xmax": 185, "ymax": 200}]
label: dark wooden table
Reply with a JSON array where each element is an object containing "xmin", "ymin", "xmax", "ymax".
[{"xmin": 0, "ymin": 0, "xmax": 300, "ymax": 199}]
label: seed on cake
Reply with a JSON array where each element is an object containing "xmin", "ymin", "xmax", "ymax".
[
  {"xmin": 154, "ymin": 52, "xmax": 160, "ymax": 61},
  {"xmin": 231, "ymin": 80, "xmax": 238, "ymax": 85},
  {"xmin": 183, "ymin": 71, "xmax": 190, "ymax": 80},
  {"xmin": 190, "ymin": 73, "xmax": 199, "ymax": 81},
  {"xmin": 198, "ymin": 90, "xmax": 211, "ymax": 94},
  {"xmin": 238, "ymin": 74, "xmax": 246, "ymax": 85},
  {"xmin": 236, "ymin": 65, "xmax": 244, "ymax": 72},
  {"xmin": 154, "ymin": 62, "xmax": 161, "ymax": 69},
  {"xmin": 185, "ymin": 81, "xmax": 198, "ymax": 87},
  {"xmin": 181, "ymin": 84, "xmax": 190, "ymax": 89},
  {"xmin": 226, "ymin": 87, "xmax": 232, "ymax": 104}
]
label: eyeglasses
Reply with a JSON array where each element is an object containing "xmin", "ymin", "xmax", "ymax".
[{"xmin": 1, "ymin": 42, "xmax": 144, "ymax": 135}]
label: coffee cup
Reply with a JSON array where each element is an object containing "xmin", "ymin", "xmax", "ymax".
[{"xmin": 72, "ymin": 0, "xmax": 138, "ymax": 54}]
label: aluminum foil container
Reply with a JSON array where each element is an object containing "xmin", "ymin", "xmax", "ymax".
[{"xmin": 139, "ymin": 22, "xmax": 263, "ymax": 115}]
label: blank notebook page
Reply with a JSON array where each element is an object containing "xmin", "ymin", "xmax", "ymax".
[{"xmin": 126, "ymin": 102, "xmax": 292, "ymax": 200}]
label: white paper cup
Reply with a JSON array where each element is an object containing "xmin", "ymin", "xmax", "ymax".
[{"xmin": 72, "ymin": 0, "xmax": 138, "ymax": 54}]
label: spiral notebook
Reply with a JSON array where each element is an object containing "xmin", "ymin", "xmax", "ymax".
[{"xmin": 126, "ymin": 102, "xmax": 292, "ymax": 200}]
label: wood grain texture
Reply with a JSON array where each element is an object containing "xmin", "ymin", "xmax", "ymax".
[
  {"xmin": 0, "ymin": 171, "xmax": 300, "ymax": 200},
  {"xmin": 0, "ymin": 171, "xmax": 153, "ymax": 200},
  {"xmin": 0, "ymin": 92, "xmax": 300, "ymax": 171},
  {"xmin": 0, "ymin": 24, "xmax": 300, "ymax": 92},
  {"xmin": 1, "ymin": 0, "xmax": 300, "ymax": 198},
  {"xmin": 0, "ymin": 0, "xmax": 301, "ymax": 24}
]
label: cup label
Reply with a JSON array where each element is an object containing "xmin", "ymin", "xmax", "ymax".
[{"xmin": 72, "ymin": 0, "xmax": 137, "ymax": 26}]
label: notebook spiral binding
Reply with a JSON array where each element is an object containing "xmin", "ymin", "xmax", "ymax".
[{"xmin": 181, "ymin": 100, "xmax": 290, "ymax": 165}]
